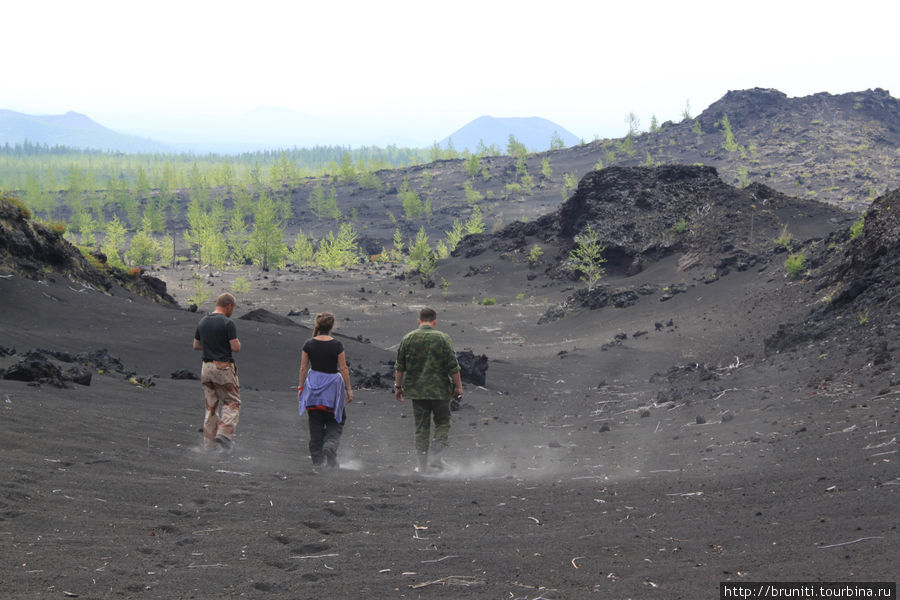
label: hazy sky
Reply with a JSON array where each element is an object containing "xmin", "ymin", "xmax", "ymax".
[{"xmin": 4, "ymin": 0, "xmax": 898, "ymax": 146}]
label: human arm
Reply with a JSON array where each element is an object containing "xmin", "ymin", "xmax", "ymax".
[
  {"xmin": 298, "ymin": 351, "xmax": 310, "ymax": 394},
  {"xmin": 394, "ymin": 336, "xmax": 407, "ymax": 402},
  {"xmin": 193, "ymin": 338, "xmax": 202, "ymax": 351},
  {"xmin": 227, "ymin": 321, "xmax": 241, "ymax": 353},
  {"xmin": 451, "ymin": 370, "xmax": 463, "ymax": 398},
  {"xmin": 394, "ymin": 370, "xmax": 404, "ymax": 402},
  {"xmin": 444, "ymin": 335, "xmax": 462, "ymax": 398},
  {"xmin": 337, "ymin": 351, "xmax": 353, "ymax": 403}
]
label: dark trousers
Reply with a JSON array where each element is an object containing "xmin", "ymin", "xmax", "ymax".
[
  {"xmin": 412, "ymin": 399, "xmax": 451, "ymax": 454},
  {"xmin": 307, "ymin": 409, "xmax": 345, "ymax": 467}
]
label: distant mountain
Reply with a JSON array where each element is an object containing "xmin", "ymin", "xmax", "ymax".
[
  {"xmin": 0, "ymin": 109, "xmax": 171, "ymax": 153},
  {"xmin": 439, "ymin": 116, "xmax": 581, "ymax": 153},
  {"xmin": 109, "ymin": 106, "xmax": 432, "ymax": 153}
]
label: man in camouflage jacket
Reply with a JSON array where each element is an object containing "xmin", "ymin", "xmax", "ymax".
[{"xmin": 394, "ymin": 307, "xmax": 463, "ymax": 473}]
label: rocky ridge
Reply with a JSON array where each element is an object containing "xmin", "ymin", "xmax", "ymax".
[
  {"xmin": 0, "ymin": 194, "xmax": 178, "ymax": 306},
  {"xmin": 456, "ymin": 165, "xmax": 854, "ymax": 280},
  {"xmin": 765, "ymin": 188, "xmax": 899, "ymax": 367}
]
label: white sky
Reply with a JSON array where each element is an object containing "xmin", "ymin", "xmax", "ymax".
[{"xmin": 3, "ymin": 0, "xmax": 898, "ymax": 145}]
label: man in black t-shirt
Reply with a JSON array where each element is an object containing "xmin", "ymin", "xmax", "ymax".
[{"xmin": 193, "ymin": 293, "xmax": 242, "ymax": 452}]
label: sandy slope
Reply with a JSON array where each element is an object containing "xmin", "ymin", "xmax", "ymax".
[{"xmin": 2, "ymin": 238, "xmax": 897, "ymax": 599}]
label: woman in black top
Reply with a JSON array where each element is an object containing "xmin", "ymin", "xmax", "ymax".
[{"xmin": 297, "ymin": 312, "xmax": 353, "ymax": 469}]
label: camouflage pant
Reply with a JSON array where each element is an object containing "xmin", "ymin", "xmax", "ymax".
[
  {"xmin": 412, "ymin": 398, "xmax": 451, "ymax": 454},
  {"xmin": 201, "ymin": 361, "xmax": 241, "ymax": 449}
]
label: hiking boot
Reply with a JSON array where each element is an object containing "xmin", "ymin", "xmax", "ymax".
[
  {"xmin": 428, "ymin": 442, "xmax": 448, "ymax": 472},
  {"xmin": 415, "ymin": 453, "xmax": 429, "ymax": 474},
  {"xmin": 215, "ymin": 435, "xmax": 233, "ymax": 453},
  {"xmin": 325, "ymin": 451, "xmax": 340, "ymax": 470}
]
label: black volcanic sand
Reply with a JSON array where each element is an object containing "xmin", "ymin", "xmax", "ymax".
[{"xmin": 2, "ymin": 240, "xmax": 897, "ymax": 599}]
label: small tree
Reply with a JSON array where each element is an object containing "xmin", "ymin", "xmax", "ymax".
[
  {"xmin": 185, "ymin": 196, "xmax": 227, "ymax": 268},
  {"xmin": 463, "ymin": 180, "xmax": 483, "ymax": 205},
  {"xmin": 625, "ymin": 112, "xmax": 641, "ymax": 137},
  {"xmin": 561, "ymin": 172, "xmax": 579, "ymax": 201},
  {"xmin": 358, "ymin": 170, "xmax": 383, "ymax": 191},
  {"xmin": 233, "ymin": 275, "xmax": 251, "ymax": 294},
  {"xmin": 399, "ymin": 180, "xmax": 422, "ymax": 220},
  {"xmin": 288, "ymin": 229, "xmax": 315, "ymax": 266},
  {"xmin": 158, "ymin": 233, "xmax": 175, "ymax": 267},
  {"xmin": 565, "ymin": 225, "xmax": 606, "ymax": 290},
  {"xmin": 338, "ymin": 153, "xmax": 357, "ymax": 184},
  {"xmin": 506, "ymin": 134, "xmax": 528, "ymax": 160},
  {"xmin": 681, "ymin": 100, "xmax": 692, "ymax": 121},
  {"xmin": 549, "ymin": 131, "xmax": 566, "ymax": 150},
  {"xmin": 322, "ymin": 186, "xmax": 341, "ymax": 220},
  {"xmin": 721, "ymin": 113, "xmax": 740, "ymax": 153},
  {"xmin": 784, "ymin": 252, "xmax": 806, "ymax": 278},
  {"xmin": 407, "ymin": 227, "xmax": 436, "ymax": 282},
  {"xmin": 101, "ymin": 214, "xmax": 128, "ymax": 268},
  {"xmin": 444, "ymin": 219, "xmax": 465, "ymax": 253},
  {"xmin": 541, "ymin": 157, "xmax": 552, "ymax": 179},
  {"xmin": 189, "ymin": 274, "xmax": 211, "ymax": 307},
  {"xmin": 528, "ymin": 244, "xmax": 544, "ymax": 266},
  {"xmin": 308, "ymin": 181, "xmax": 326, "ymax": 218},
  {"xmin": 249, "ymin": 191, "xmax": 286, "ymax": 271},
  {"xmin": 125, "ymin": 228, "xmax": 159, "ymax": 267},
  {"xmin": 314, "ymin": 223, "xmax": 360, "ymax": 270},
  {"xmin": 466, "ymin": 154, "xmax": 480, "ymax": 179},
  {"xmin": 464, "ymin": 205, "xmax": 485, "ymax": 235},
  {"xmin": 519, "ymin": 167, "xmax": 535, "ymax": 192},
  {"xmin": 226, "ymin": 210, "xmax": 251, "ymax": 266},
  {"xmin": 390, "ymin": 227, "xmax": 405, "ymax": 262}
]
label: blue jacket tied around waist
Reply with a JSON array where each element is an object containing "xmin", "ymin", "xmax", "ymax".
[{"xmin": 298, "ymin": 370, "xmax": 347, "ymax": 422}]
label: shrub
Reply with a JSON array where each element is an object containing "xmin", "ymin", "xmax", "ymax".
[
  {"xmin": 407, "ymin": 227, "xmax": 436, "ymax": 281},
  {"xmin": 43, "ymin": 220, "xmax": 67, "ymax": 237},
  {"xmin": 314, "ymin": 223, "xmax": 360, "ymax": 270},
  {"xmin": 849, "ymin": 213, "xmax": 865, "ymax": 239},
  {"xmin": 775, "ymin": 224, "xmax": 793, "ymax": 249},
  {"xmin": 528, "ymin": 244, "xmax": 544, "ymax": 265},
  {"xmin": 672, "ymin": 219, "xmax": 688, "ymax": 234},
  {"xmin": 464, "ymin": 180, "xmax": 483, "ymax": 205},
  {"xmin": 125, "ymin": 229, "xmax": 159, "ymax": 267},
  {"xmin": 2, "ymin": 194, "xmax": 32, "ymax": 219},
  {"xmin": 288, "ymin": 229, "xmax": 315, "ymax": 266},
  {"xmin": 233, "ymin": 275, "xmax": 251, "ymax": 294},
  {"xmin": 565, "ymin": 225, "xmax": 606, "ymax": 290},
  {"xmin": 188, "ymin": 274, "xmax": 211, "ymax": 307},
  {"xmin": 481, "ymin": 297, "xmax": 497, "ymax": 306},
  {"xmin": 784, "ymin": 252, "xmax": 806, "ymax": 278}
]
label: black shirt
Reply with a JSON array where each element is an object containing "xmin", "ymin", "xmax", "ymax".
[
  {"xmin": 195, "ymin": 313, "xmax": 238, "ymax": 363},
  {"xmin": 302, "ymin": 338, "xmax": 344, "ymax": 373}
]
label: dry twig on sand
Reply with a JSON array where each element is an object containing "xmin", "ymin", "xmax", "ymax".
[
  {"xmin": 409, "ymin": 575, "xmax": 484, "ymax": 589},
  {"xmin": 421, "ymin": 555, "xmax": 458, "ymax": 564},
  {"xmin": 818, "ymin": 536, "xmax": 883, "ymax": 549}
]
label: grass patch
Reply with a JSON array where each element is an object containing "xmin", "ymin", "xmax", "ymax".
[{"xmin": 784, "ymin": 252, "xmax": 806, "ymax": 278}]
